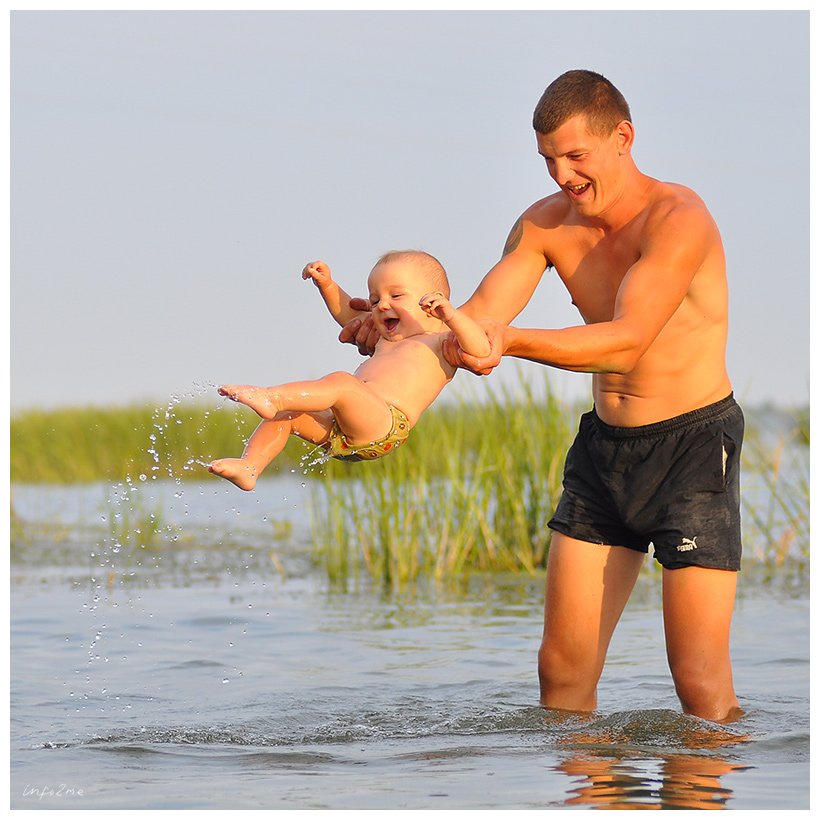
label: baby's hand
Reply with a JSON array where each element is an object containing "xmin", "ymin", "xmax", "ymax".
[
  {"xmin": 419, "ymin": 291, "xmax": 454, "ymax": 321},
  {"xmin": 302, "ymin": 260, "xmax": 332, "ymax": 288}
]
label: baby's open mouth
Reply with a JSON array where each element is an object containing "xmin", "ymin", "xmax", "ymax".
[{"xmin": 385, "ymin": 318, "xmax": 399, "ymax": 333}]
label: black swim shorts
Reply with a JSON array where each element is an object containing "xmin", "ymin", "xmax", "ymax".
[{"xmin": 548, "ymin": 394, "xmax": 744, "ymax": 570}]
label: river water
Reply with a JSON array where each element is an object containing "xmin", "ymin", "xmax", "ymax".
[{"xmin": 10, "ymin": 476, "xmax": 810, "ymax": 810}]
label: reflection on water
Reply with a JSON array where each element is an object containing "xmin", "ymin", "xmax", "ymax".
[
  {"xmin": 38, "ymin": 702, "xmax": 755, "ymax": 809},
  {"xmin": 558, "ymin": 752, "xmax": 750, "ymax": 809},
  {"xmin": 552, "ymin": 708, "xmax": 751, "ymax": 809},
  {"xmin": 10, "ymin": 478, "xmax": 810, "ymax": 810}
]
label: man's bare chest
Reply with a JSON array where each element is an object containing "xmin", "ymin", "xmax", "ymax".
[{"xmin": 547, "ymin": 228, "xmax": 642, "ymax": 323}]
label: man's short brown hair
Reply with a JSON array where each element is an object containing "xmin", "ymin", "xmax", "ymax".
[{"xmin": 532, "ymin": 69, "xmax": 631, "ymax": 137}]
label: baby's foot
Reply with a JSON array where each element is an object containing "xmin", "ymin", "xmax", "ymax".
[
  {"xmin": 218, "ymin": 385, "xmax": 283, "ymax": 420},
  {"xmin": 208, "ymin": 458, "xmax": 259, "ymax": 491}
]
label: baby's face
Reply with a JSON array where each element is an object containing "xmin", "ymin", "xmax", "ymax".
[{"xmin": 367, "ymin": 262, "xmax": 443, "ymax": 341}]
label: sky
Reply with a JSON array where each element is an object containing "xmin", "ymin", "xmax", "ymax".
[{"xmin": 10, "ymin": 8, "xmax": 811, "ymax": 412}]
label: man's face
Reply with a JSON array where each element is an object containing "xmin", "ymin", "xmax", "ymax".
[{"xmin": 536, "ymin": 114, "xmax": 630, "ymax": 219}]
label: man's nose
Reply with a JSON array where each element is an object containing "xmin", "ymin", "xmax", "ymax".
[{"xmin": 552, "ymin": 159, "xmax": 574, "ymax": 185}]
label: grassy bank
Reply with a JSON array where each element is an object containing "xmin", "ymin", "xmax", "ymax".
[
  {"xmin": 11, "ymin": 383, "xmax": 809, "ymax": 587},
  {"xmin": 10, "ymin": 399, "xmax": 310, "ymax": 484},
  {"xmin": 310, "ymin": 377, "xmax": 573, "ymax": 585},
  {"xmin": 10, "ymin": 375, "xmax": 575, "ymax": 488}
]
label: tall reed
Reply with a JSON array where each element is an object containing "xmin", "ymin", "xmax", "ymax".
[
  {"xmin": 740, "ymin": 412, "xmax": 809, "ymax": 580},
  {"xmin": 309, "ymin": 374, "xmax": 575, "ymax": 587},
  {"xmin": 10, "ymin": 400, "xmax": 308, "ymax": 484},
  {"xmin": 12, "ymin": 382, "xmax": 809, "ymax": 590}
]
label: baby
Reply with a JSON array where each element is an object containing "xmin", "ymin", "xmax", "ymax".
[{"xmin": 208, "ymin": 250, "xmax": 490, "ymax": 490}]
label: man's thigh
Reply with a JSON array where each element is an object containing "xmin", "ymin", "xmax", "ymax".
[
  {"xmin": 662, "ymin": 566, "xmax": 738, "ymax": 662},
  {"xmin": 543, "ymin": 534, "xmax": 645, "ymax": 667}
]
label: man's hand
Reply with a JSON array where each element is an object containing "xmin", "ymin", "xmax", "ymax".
[
  {"xmin": 338, "ymin": 297, "xmax": 380, "ymax": 356},
  {"xmin": 442, "ymin": 319, "xmax": 505, "ymax": 375}
]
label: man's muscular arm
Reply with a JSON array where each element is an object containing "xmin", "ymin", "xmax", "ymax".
[
  {"xmin": 492, "ymin": 202, "xmax": 716, "ymax": 374},
  {"xmin": 459, "ymin": 212, "xmax": 550, "ymax": 323},
  {"xmin": 442, "ymin": 209, "xmax": 551, "ymax": 372}
]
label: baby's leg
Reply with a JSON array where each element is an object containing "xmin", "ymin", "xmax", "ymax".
[
  {"xmin": 208, "ymin": 417, "xmax": 290, "ymax": 491},
  {"xmin": 209, "ymin": 411, "xmax": 333, "ymax": 491},
  {"xmin": 218, "ymin": 373, "xmax": 393, "ymax": 444},
  {"xmin": 217, "ymin": 385, "xmax": 284, "ymax": 420}
]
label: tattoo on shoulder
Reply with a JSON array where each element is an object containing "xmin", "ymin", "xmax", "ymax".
[{"xmin": 502, "ymin": 217, "xmax": 523, "ymax": 257}]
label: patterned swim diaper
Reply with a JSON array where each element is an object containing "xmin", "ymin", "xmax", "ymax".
[{"xmin": 322, "ymin": 404, "xmax": 411, "ymax": 462}]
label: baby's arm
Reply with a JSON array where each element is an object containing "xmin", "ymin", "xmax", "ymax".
[
  {"xmin": 420, "ymin": 291, "xmax": 491, "ymax": 358},
  {"xmin": 302, "ymin": 260, "xmax": 370, "ymax": 328}
]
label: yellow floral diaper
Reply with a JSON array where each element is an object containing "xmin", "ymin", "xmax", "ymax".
[{"xmin": 323, "ymin": 404, "xmax": 410, "ymax": 462}]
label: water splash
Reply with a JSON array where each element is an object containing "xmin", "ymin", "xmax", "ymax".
[
  {"xmin": 300, "ymin": 446, "xmax": 332, "ymax": 473},
  {"xmin": 558, "ymin": 709, "xmax": 749, "ymax": 751}
]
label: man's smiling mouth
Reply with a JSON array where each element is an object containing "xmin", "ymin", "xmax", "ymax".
[{"xmin": 566, "ymin": 182, "xmax": 591, "ymax": 196}]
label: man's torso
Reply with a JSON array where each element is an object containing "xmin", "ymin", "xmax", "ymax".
[{"xmin": 533, "ymin": 178, "xmax": 732, "ymax": 426}]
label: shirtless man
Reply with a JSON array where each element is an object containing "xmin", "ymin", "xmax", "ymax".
[{"xmin": 344, "ymin": 70, "xmax": 744, "ymax": 722}]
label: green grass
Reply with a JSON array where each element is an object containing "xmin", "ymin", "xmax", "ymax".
[
  {"xmin": 10, "ymin": 399, "xmax": 311, "ymax": 485},
  {"xmin": 309, "ymin": 393, "xmax": 810, "ymax": 588},
  {"xmin": 11, "ymin": 381, "xmax": 809, "ymax": 589},
  {"xmin": 310, "ymin": 375, "xmax": 575, "ymax": 587},
  {"xmin": 740, "ymin": 416, "xmax": 810, "ymax": 582}
]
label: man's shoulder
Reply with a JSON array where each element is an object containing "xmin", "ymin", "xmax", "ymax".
[
  {"xmin": 643, "ymin": 181, "xmax": 719, "ymax": 244},
  {"xmin": 649, "ymin": 180, "xmax": 711, "ymax": 218},
  {"xmin": 522, "ymin": 192, "xmax": 572, "ymax": 227}
]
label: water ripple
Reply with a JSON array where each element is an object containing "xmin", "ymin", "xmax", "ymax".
[{"xmin": 52, "ymin": 703, "xmax": 752, "ymax": 757}]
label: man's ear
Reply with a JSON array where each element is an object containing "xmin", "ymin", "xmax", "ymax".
[{"xmin": 615, "ymin": 120, "xmax": 635, "ymax": 155}]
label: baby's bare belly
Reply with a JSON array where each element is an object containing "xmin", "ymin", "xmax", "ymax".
[{"xmin": 354, "ymin": 355, "xmax": 449, "ymax": 427}]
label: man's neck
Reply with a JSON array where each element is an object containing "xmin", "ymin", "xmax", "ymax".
[{"xmin": 585, "ymin": 166, "xmax": 654, "ymax": 233}]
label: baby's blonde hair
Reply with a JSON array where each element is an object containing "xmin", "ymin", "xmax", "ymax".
[{"xmin": 375, "ymin": 250, "xmax": 450, "ymax": 298}]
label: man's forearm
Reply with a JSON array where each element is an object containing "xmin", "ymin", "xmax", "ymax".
[{"xmin": 504, "ymin": 323, "xmax": 642, "ymax": 375}]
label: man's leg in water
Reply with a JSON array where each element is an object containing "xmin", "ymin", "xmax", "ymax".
[
  {"xmin": 538, "ymin": 533, "xmax": 645, "ymax": 712},
  {"xmin": 662, "ymin": 565, "xmax": 741, "ymax": 722}
]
